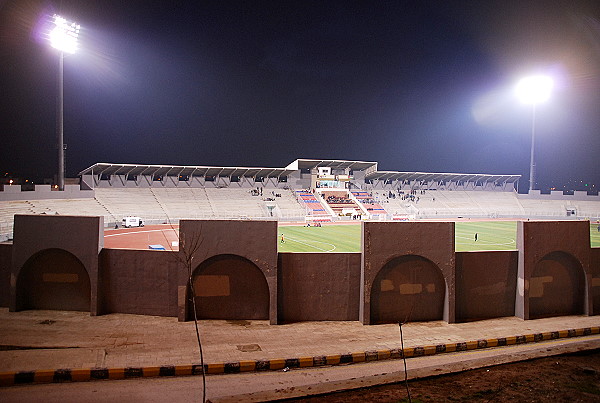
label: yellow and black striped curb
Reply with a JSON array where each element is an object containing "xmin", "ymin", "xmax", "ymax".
[{"xmin": 1, "ymin": 326, "xmax": 598, "ymax": 387}]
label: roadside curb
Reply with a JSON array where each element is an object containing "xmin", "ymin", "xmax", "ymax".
[{"xmin": 1, "ymin": 326, "xmax": 598, "ymax": 387}]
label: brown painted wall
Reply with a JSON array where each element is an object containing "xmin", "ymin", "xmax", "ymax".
[
  {"xmin": 278, "ymin": 252, "xmax": 361, "ymax": 322},
  {"xmin": 179, "ymin": 220, "xmax": 278, "ymax": 323},
  {"xmin": 18, "ymin": 249, "xmax": 91, "ymax": 311},
  {"xmin": 11, "ymin": 215, "xmax": 103, "ymax": 314},
  {"xmin": 591, "ymin": 248, "xmax": 600, "ymax": 314},
  {"xmin": 0, "ymin": 243, "xmax": 12, "ymax": 307},
  {"xmin": 99, "ymin": 249, "xmax": 180, "ymax": 317},
  {"xmin": 1, "ymin": 219, "xmax": 596, "ymax": 322},
  {"xmin": 455, "ymin": 251, "xmax": 518, "ymax": 322},
  {"xmin": 192, "ymin": 254, "xmax": 270, "ymax": 320},
  {"xmin": 516, "ymin": 221, "xmax": 591, "ymax": 319},
  {"xmin": 361, "ymin": 221, "xmax": 455, "ymax": 324}
]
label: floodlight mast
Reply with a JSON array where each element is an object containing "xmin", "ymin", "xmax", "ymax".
[
  {"xmin": 516, "ymin": 75, "xmax": 553, "ymax": 193},
  {"xmin": 50, "ymin": 14, "xmax": 80, "ymax": 191}
]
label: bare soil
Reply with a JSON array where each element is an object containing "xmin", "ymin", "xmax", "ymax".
[{"xmin": 286, "ymin": 349, "xmax": 600, "ymax": 402}]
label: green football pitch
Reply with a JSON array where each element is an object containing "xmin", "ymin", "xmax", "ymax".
[{"xmin": 278, "ymin": 221, "xmax": 600, "ymax": 252}]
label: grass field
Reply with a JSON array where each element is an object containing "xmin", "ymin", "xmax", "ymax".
[
  {"xmin": 278, "ymin": 224, "xmax": 361, "ymax": 252},
  {"xmin": 278, "ymin": 222, "xmax": 600, "ymax": 253}
]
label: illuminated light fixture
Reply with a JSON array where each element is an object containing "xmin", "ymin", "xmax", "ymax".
[
  {"xmin": 515, "ymin": 75, "xmax": 553, "ymax": 193},
  {"xmin": 49, "ymin": 14, "xmax": 80, "ymax": 54},
  {"xmin": 516, "ymin": 75, "xmax": 553, "ymax": 104}
]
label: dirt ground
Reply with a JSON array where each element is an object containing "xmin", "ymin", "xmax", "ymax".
[{"xmin": 288, "ymin": 349, "xmax": 600, "ymax": 402}]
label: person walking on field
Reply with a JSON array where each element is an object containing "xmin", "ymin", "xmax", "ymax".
[
  {"xmin": 475, "ymin": 233, "xmax": 478, "ymax": 241},
  {"xmin": 280, "ymin": 233, "xmax": 285, "ymax": 243}
]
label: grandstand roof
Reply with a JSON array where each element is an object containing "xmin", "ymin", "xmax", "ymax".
[
  {"xmin": 366, "ymin": 171, "xmax": 520, "ymax": 183},
  {"xmin": 285, "ymin": 159, "xmax": 378, "ymax": 172},
  {"xmin": 79, "ymin": 163, "xmax": 295, "ymax": 178},
  {"xmin": 79, "ymin": 161, "xmax": 520, "ymax": 184}
]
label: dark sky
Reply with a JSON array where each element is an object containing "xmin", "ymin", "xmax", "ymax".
[{"xmin": 1, "ymin": 0, "xmax": 599, "ymax": 192}]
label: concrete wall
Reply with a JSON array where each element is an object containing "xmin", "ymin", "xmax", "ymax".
[
  {"xmin": 591, "ymin": 248, "xmax": 600, "ymax": 314},
  {"xmin": 0, "ymin": 243, "xmax": 12, "ymax": 307},
  {"xmin": 516, "ymin": 221, "xmax": 591, "ymax": 319},
  {"xmin": 99, "ymin": 249, "xmax": 180, "ymax": 317},
  {"xmin": 518, "ymin": 190, "xmax": 600, "ymax": 201},
  {"xmin": 10, "ymin": 215, "xmax": 104, "ymax": 315},
  {"xmin": 455, "ymin": 251, "xmax": 518, "ymax": 322},
  {"xmin": 361, "ymin": 221, "xmax": 455, "ymax": 324},
  {"xmin": 2, "ymin": 217, "xmax": 597, "ymax": 323},
  {"xmin": 0, "ymin": 185, "xmax": 94, "ymax": 201},
  {"xmin": 179, "ymin": 220, "xmax": 278, "ymax": 323},
  {"xmin": 278, "ymin": 252, "xmax": 361, "ymax": 322}
]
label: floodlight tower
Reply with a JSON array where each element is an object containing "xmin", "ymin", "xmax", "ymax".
[
  {"xmin": 49, "ymin": 14, "xmax": 80, "ymax": 191},
  {"xmin": 516, "ymin": 75, "xmax": 553, "ymax": 193}
]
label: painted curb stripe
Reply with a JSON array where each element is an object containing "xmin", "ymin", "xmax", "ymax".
[
  {"xmin": 0, "ymin": 372, "xmax": 15, "ymax": 387},
  {"xmin": 34, "ymin": 369, "xmax": 55, "ymax": 383},
  {"xmin": 175, "ymin": 365, "xmax": 193, "ymax": 376},
  {"xmin": 0, "ymin": 326, "xmax": 598, "ymax": 387},
  {"xmin": 377, "ymin": 350, "xmax": 391, "ymax": 360},
  {"xmin": 14, "ymin": 371, "xmax": 34, "ymax": 384},
  {"xmin": 313, "ymin": 355, "xmax": 326, "ymax": 366},
  {"xmin": 299, "ymin": 356, "xmax": 314, "ymax": 367},
  {"xmin": 108, "ymin": 368, "xmax": 125, "ymax": 380},
  {"xmin": 142, "ymin": 367, "xmax": 160, "ymax": 377},
  {"xmin": 223, "ymin": 362, "xmax": 239, "ymax": 373},
  {"xmin": 239, "ymin": 360, "xmax": 256, "ymax": 372},
  {"xmin": 207, "ymin": 363, "xmax": 224, "ymax": 374},
  {"xmin": 326, "ymin": 354, "xmax": 341, "ymax": 365},
  {"xmin": 71, "ymin": 368, "xmax": 91, "ymax": 382},
  {"xmin": 90, "ymin": 368, "xmax": 109, "ymax": 379},
  {"xmin": 269, "ymin": 359, "xmax": 286, "ymax": 370},
  {"xmin": 284, "ymin": 358, "xmax": 300, "ymax": 369},
  {"xmin": 159, "ymin": 365, "xmax": 176, "ymax": 376}
]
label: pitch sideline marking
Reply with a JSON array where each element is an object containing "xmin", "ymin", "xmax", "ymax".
[{"xmin": 285, "ymin": 236, "xmax": 337, "ymax": 252}]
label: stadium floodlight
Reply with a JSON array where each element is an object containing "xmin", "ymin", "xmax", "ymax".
[
  {"xmin": 49, "ymin": 14, "xmax": 80, "ymax": 191},
  {"xmin": 50, "ymin": 14, "xmax": 80, "ymax": 54},
  {"xmin": 515, "ymin": 75, "xmax": 553, "ymax": 193}
]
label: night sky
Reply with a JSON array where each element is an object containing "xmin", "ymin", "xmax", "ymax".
[{"xmin": 1, "ymin": 0, "xmax": 599, "ymax": 192}]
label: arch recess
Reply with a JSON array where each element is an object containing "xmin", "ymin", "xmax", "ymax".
[
  {"xmin": 370, "ymin": 255, "xmax": 445, "ymax": 324},
  {"xmin": 529, "ymin": 251, "xmax": 585, "ymax": 319},
  {"xmin": 17, "ymin": 248, "xmax": 91, "ymax": 311},
  {"xmin": 190, "ymin": 254, "xmax": 269, "ymax": 320}
]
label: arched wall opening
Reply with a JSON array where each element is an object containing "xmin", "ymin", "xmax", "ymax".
[
  {"xmin": 529, "ymin": 251, "xmax": 585, "ymax": 319},
  {"xmin": 16, "ymin": 248, "xmax": 91, "ymax": 311},
  {"xmin": 370, "ymin": 255, "xmax": 445, "ymax": 324},
  {"xmin": 189, "ymin": 254, "xmax": 269, "ymax": 320}
]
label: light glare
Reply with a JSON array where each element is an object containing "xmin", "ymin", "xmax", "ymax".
[
  {"xmin": 516, "ymin": 75, "xmax": 553, "ymax": 104},
  {"xmin": 49, "ymin": 14, "xmax": 80, "ymax": 54}
]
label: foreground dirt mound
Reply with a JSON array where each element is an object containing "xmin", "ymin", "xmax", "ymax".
[{"xmin": 290, "ymin": 349, "xmax": 600, "ymax": 402}]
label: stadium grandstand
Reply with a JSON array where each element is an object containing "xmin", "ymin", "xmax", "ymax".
[{"xmin": 0, "ymin": 158, "xmax": 599, "ymax": 241}]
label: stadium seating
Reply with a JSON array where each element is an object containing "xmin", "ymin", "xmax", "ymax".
[
  {"xmin": 1, "ymin": 184, "xmax": 599, "ymax": 242},
  {"xmin": 295, "ymin": 190, "xmax": 331, "ymax": 217},
  {"xmin": 350, "ymin": 190, "xmax": 386, "ymax": 215}
]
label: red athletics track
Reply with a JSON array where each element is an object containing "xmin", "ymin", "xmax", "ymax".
[
  {"xmin": 103, "ymin": 220, "xmax": 362, "ymax": 250},
  {"xmin": 103, "ymin": 225, "xmax": 180, "ymax": 250}
]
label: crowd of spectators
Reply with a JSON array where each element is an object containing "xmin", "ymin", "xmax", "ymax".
[
  {"xmin": 251, "ymin": 188, "xmax": 282, "ymax": 200},
  {"xmin": 326, "ymin": 194, "xmax": 353, "ymax": 204}
]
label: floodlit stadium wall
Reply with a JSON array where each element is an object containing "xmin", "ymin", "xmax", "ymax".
[
  {"xmin": 1, "ymin": 184, "xmax": 599, "ymax": 243},
  {"xmin": 1, "ymin": 216, "xmax": 598, "ymax": 324},
  {"xmin": 1, "ymin": 157, "xmax": 600, "ymax": 241}
]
